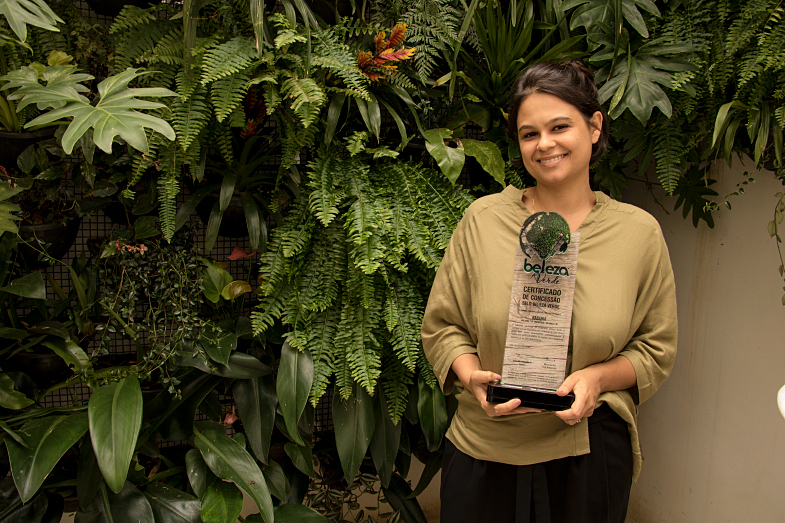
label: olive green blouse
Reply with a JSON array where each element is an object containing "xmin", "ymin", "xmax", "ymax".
[{"xmin": 421, "ymin": 186, "xmax": 677, "ymax": 481}]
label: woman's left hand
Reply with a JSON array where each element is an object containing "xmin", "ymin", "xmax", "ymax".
[{"xmin": 554, "ymin": 367, "xmax": 602, "ymax": 426}]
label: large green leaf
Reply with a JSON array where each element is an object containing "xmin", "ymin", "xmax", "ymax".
[
  {"xmin": 7, "ymin": 412, "xmax": 88, "ymax": 502},
  {"xmin": 144, "ymin": 483, "xmax": 201, "ymax": 523},
  {"xmin": 332, "ymin": 383, "xmax": 374, "ymax": 482},
  {"xmin": 276, "ymin": 342, "xmax": 313, "ymax": 446},
  {"xmin": 232, "ymin": 376, "xmax": 277, "ymax": 463},
  {"xmin": 193, "ymin": 423, "xmax": 274, "ymax": 523},
  {"xmin": 381, "ymin": 473, "xmax": 427, "ymax": 523},
  {"xmin": 146, "ymin": 372, "xmax": 223, "ymax": 441},
  {"xmin": 0, "ymin": 373, "xmax": 33, "ymax": 409},
  {"xmin": 423, "ymin": 128, "xmax": 465, "ymax": 185},
  {"xmin": 462, "ymin": 139, "xmax": 505, "ymax": 186},
  {"xmin": 88, "ymin": 375, "xmax": 143, "ymax": 494},
  {"xmin": 0, "ymin": 477, "xmax": 63, "ymax": 523},
  {"xmin": 75, "ymin": 481, "xmax": 154, "ymax": 523},
  {"xmin": 284, "ymin": 442, "xmax": 315, "ymax": 478},
  {"xmin": 0, "ymin": 271, "xmax": 45, "ymax": 299},
  {"xmin": 175, "ymin": 351, "xmax": 272, "ymax": 379},
  {"xmin": 201, "ymin": 260, "xmax": 233, "ymax": 304},
  {"xmin": 200, "ymin": 481, "xmax": 243, "ymax": 523},
  {"xmin": 40, "ymin": 338, "xmax": 89, "ymax": 371},
  {"xmin": 369, "ymin": 389, "xmax": 400, "ymax": 488},
  {"xmin": 185, "ymin": 448, "xmax": 217, "ymax": 500},
  {"xmin": 0, "ymin": 0, "xmax": 63, "ymax": 42},
  {"xmin": 77, "ymin": 438, "xmax": 102, "ymax": 511},
  {"xmin": 263, "ymin": 504, "xmax": 331, "ymax": 523},
  {"xmin": 417, "ymin": 377, "xmax": 447, "ymax": 452},
  {"xmin": 261, "ymin": 460, "xmax": 289, "ymax": 501},
  {"xmin": 23, "ymin": 68, "xmax": 176, "ymax": 154}
]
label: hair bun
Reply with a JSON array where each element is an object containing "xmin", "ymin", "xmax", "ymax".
[{"xmin": 564, "ymin": 60, "xmax": 596, "ymax": 85}]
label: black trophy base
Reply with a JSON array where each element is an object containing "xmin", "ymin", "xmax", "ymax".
[{"xmin": 486, "ymin": 383, "xmax": 575, "ymax": 411}]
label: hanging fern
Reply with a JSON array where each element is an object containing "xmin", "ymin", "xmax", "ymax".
[
  {"xmin": 280, "ymin": 75, "xmax": 327, "ymax": 128},
  {"xmin": 171, "ymin": 85, "xmax": 210, "ymax": 152},
  {"xmin": 157, "ymin": 143, "xmax": 181, "ymax": 241}
]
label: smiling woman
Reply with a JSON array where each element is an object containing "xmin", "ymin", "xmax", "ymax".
[{"xmin": 422, "ymin": 61, "xmax": 678, "ymax": 523}]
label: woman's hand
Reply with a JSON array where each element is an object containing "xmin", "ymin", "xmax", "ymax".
[
  {"xmin": 554, "ymin": 356, "xmax": 637, "ymax": 425},
  {"xmin": 451, "ymin": 354, "xmax": 542, "ymax": 418},
  {"xmin": 468, "ymin": 370, "xmax": 543, "ymax": 417},
  {"xmin": 554, "ymin": 367, "xmax": 602, "ymax": 425}
]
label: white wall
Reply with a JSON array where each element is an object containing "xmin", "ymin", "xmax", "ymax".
[{"xmin": 624, "ymin": 160, "xmax": 785, "ymax": 522}]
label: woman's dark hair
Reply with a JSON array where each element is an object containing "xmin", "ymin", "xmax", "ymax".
[{"xmin": 507, "ymin": 61, "xmax": 609, "ymax": 167}]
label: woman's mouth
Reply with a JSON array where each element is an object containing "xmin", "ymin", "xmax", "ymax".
[{"xmin": 538, "ymin": 154, "xmax": 567, "ymax": 164}]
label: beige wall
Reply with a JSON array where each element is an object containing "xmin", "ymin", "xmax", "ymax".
[{"xmin": 623, "ymin": 160, "xmax": 785, "ymax": 522}]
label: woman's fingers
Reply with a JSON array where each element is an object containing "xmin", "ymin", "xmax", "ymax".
[{"xmin": 473, "ymin": 371, "xmax": 502, "ymax": 384}]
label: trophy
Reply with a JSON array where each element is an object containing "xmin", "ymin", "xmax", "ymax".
[{"xmin": 486, "ymin": 212, "xmax": 579, "ymax": 411}]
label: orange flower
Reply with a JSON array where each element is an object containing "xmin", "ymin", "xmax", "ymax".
[
  {"xmin": 375, "ymin": 31, "xmax": 388, "ymax": 54},
  {"xmin": 374, "ymin": 47, "xmax": 416, "ymax": 63},
  {"xmin": 388, "ymin": 23, "xmax": 407, "ymax": 48},
  {"xmin": 356, "ymin": 49, "xmax": 373, "ymax": 69}
]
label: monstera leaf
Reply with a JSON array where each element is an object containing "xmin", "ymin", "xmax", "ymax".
[
  {"xmin": 0, "ymin": 0, "xmax": 63, "ymax": 42},
  {"xmin": 1, "ymin": 65, "xmax": 92, "ymax": 111},
  {"xmin": 22, "ymin": 68, "xmax": 176, "ymax": 154}
]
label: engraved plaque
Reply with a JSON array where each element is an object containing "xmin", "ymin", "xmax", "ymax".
[{"xmin": 487, "ymin": 212, "xmax": 579, "ymax": 411}]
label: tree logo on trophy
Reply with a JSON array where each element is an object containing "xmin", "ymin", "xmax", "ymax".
[{"xmin": 486, "ymin": 212, "xmax": 579, "ymax": 410}]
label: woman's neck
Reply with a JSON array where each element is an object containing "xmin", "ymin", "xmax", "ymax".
[{"xmin": 522, "ymin": 183, "xmax": 596, "ymax": 232}]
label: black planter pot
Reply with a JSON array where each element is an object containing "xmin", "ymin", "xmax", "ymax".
[
  {"xmin": 18, "ymin": 217, "xmax": 82, "ymax": 268},
  {"xmin": 0, "ymin": 129, "xmax": 56, "ymax": 171},
  {"xmin": 195, "ymin": 193, "xmax": 249, "ymax": 238},
  {"xmin": 2, "ymin": 351, "xmax": 70, "ymax": 388},
  {"xmin": 84, "ymin": 0, "xmax": 162, "ymax": 16}
]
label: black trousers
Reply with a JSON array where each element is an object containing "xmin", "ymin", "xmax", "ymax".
[{"xmin": 440, "ymin": 405, "xmax": 633, "ymax": 523}]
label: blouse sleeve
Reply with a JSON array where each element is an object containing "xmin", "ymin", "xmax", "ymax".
[
  {"xmin": 618, "ymin": 232, "xmax": 678, "ymax": 405},
  {"xmin": 421, "ymin": 221, "xmax": 479, "ymax": 396}
]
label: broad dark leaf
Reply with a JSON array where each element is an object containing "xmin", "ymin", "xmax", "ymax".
[
  {"xmin": 144, "ymin": 483, "xmax": 201, "ymax": 523},
  {"xmin": 7, "ymin": 412, "xmax": 88, "ymax": 502},
  {"xmin": 284, "ymin": 442, "xmax": 315, "ymax": 478},
  {"xmin": 232, "ymin": 376, "xmax": 277, "ymax": 463},
  {"xmin": 175, "ymin": 351, "xmax": 271, "ymax": 379},
  {"xmin": 0, "ymin": 271, "xmax": 45, "ymax": 299},
  {"xmin": 89, "ymin": 376, "xmax": 143, "ymax": 493},
  {"xmin": 200, "ymin": 481, "xmax": 243, "ymax": 523},
  {"xmin": 276, "ymin": 342, "xmax": 313, "ymax": 446},
  {"xmin": 75, "ymin": 481, "xmax": 154, "ymax": 523},
  {"xmin": 381, "ymin": 473, "xmax": 427, "ymax": 523},
  {"xmin": 193, "ymin": 423, "xmax": 274, "ymax": 523},
  {"xmin": 332, "ymin": 383, "xmax": 374, "ymax": 482},
  {"xmin": 77, "ymin": 438, "xmax": 102, "ymax": 511},
  {"xmin": 417, "ymin": 377, "xmax": 447, "ymax": 452},
  {"xmin": 369, "ymin": 389, "xmax": 401, "ymax": 488},
  {"xmin": 185, "ymin": 448, "xmax": 217, "ymax": 500},
  {"xmin": 261, "ymin": 460, "xmax": 290, "ymax": 501}
]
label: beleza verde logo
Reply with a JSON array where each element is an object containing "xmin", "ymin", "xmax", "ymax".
[
  {"xmin": 520, "ymin": 211, "xmax": 571, "ymax": 275},
  {"xmin": 523, "ymin": 257, "xmax": 570, "ymax": 276}
]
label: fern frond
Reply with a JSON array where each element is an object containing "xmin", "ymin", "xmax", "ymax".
[
  {"xmin": 384, "ymin": 272, "xmax": 424, "ymax": 372},
  {"xmin": 172, "ymin": 85, "xmax": 210, "ymax": 151},
  {"xmin": 211, "ymin": 71, "xmax": 250, "ymax": 122},
  {"xmin": 653, "ymin": 118, "xmax": 686, "ymax": 195},
  {"xmin": 280, "ymin": 196, "xmax": 314, "ymax": 258},
  {"xmin": 110, "ymin": 6, "xmax": 158, "ymax": 34},
  {"xmin": 251, "ymin": 281, "xmax": 293, "ymax": 334},
  {"xmin": 306, "ymin": 148, "xmax": 345, "ymax": 226},
  {"xmin": 296, "ymin": 221, "xmax": 345, "ymax": 312},
  {"xmin": 335, "ymin": 294, "xmax": 382, "ymax": 395},
  {"xmin": 280, "ymin": 75, "xmax": 327, "ymax": 128},
  {"xmin": 307, "ymin": 307, "xmax": 341, "ymax": 406},
  {"xmin": 312, "ymin": 29, "xmax": 371, "ymax": 100},
  {"xmin": 381, "ymin": 353, "xmax": 413, "ymax": 424},
  {"xmin": 201, "ymin": 37, "xmax": 257, "ymax": 85},
  {"xmin": 213, "ymin": 122, "xmax": 235, "ymax": 165}
]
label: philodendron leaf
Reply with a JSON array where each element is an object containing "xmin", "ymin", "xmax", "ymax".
[
  {"xmin": 185, "ymin": 448, "xmax": 217, "ymax": 500},
  {"xmin": 369, "ymin": 389, "xmax": 400, "ymax": 488},
  {"xmin": 193, "ymin": 422, "xmax": 274, "ymax": 523},
  {"xmin": 175, "ymin": 351, "xmax": 271, "ymax": 379},
  {"xmin": 221, "ymin": 281, "xmax": 252, "ymax": 301},
  {"xmin": 144, "ymin": 483, "xmax": 201, "ymax": 523},
  {"xmin": 200, "ymin": 481, "xmax": 243, "ymax": 523},
  {"xmin": 88, "ymin": 375, "xmax": 143, "ymax": 493},
  {"xmin": 0, "ymin": 271, "xmax": 45, "ymax": 299},
  {"xmin": 0, "ymin": 373, "xmax": 33, "ymax": 409},
  {"xmin": 417, "ymin": 376, "xmax": 448, "ymax": 452},
  {"xmin": 262, "ymin": 460, "xmax": 290, "ymax": 501},
  {"xmin": 75, "ymin": 481, "xmax": 154, "ymax": 523},
  {"xmin": 232, "ymin": 376, "xmax": 277, "ymax": 463},
  {"xmin": 201, "ymin": 260, "xmax": 233, "ymax": 303},
  {"xmin": 276, "ymin": 342, "xmax": 313, "ymax": 446},
  {"xmin": 41, "ymin": 338, "xmax": 89, "ymax": 371},
  {"xmin": 0, "ymin": 0, "xmax": 63, "ymax": 42},
  {"xmin": 7, "ymin": 412, "xmax": 89, "ymax": 502},
  {"xmin": 284, "ymin": 442, "xmax": 315, "ymax": 478},
  {"xmin": 462, "ymin": 139, "xmax": 506, "ymax": 186},
  {"xmin": 332, "ymin": 383, "xmax": 374, "ymax": 482},
  {"xmin": 423, "ymin": 128, "xmax": 465, "ymax": 185},
  {"xmin": 23, "ymin": 68, "xmax": 176, "ymax": 154}
]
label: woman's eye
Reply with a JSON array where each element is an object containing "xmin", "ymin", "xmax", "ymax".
[
  {"xmin": 553, "ymin": 125, "xmax": 569, "ymax": 131},
  {"xmin": 521, "ymin": 132, "xmax": 536, "ymax": 140}
]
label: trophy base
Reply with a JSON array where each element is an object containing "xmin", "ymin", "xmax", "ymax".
[{"xmin": 486, "ymin": 383, "xmax": 575, "ymax": 411}]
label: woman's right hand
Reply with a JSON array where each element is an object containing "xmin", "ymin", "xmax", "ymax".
[{"xmin": 452, "ymin": 354, "xmax": 542, "ymax": 417}]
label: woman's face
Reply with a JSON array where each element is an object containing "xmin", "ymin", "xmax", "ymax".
[{"xmin": 515, "ymin": 92, "xmax": 602, "ymax": 189}]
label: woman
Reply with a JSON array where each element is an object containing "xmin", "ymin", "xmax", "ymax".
[{"xmin": 421, "ymin": 61, "xmax": 677, "ymax": 522}]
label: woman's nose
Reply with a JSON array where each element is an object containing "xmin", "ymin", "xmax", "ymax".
[{"xmin": 537, "ymin": 133, "xmax": 555, "ymax": 150}]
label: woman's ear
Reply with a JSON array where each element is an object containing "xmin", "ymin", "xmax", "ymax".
[{"xmin": 589, "ymin": 111, "xmax": 603, "ymax": 144}]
